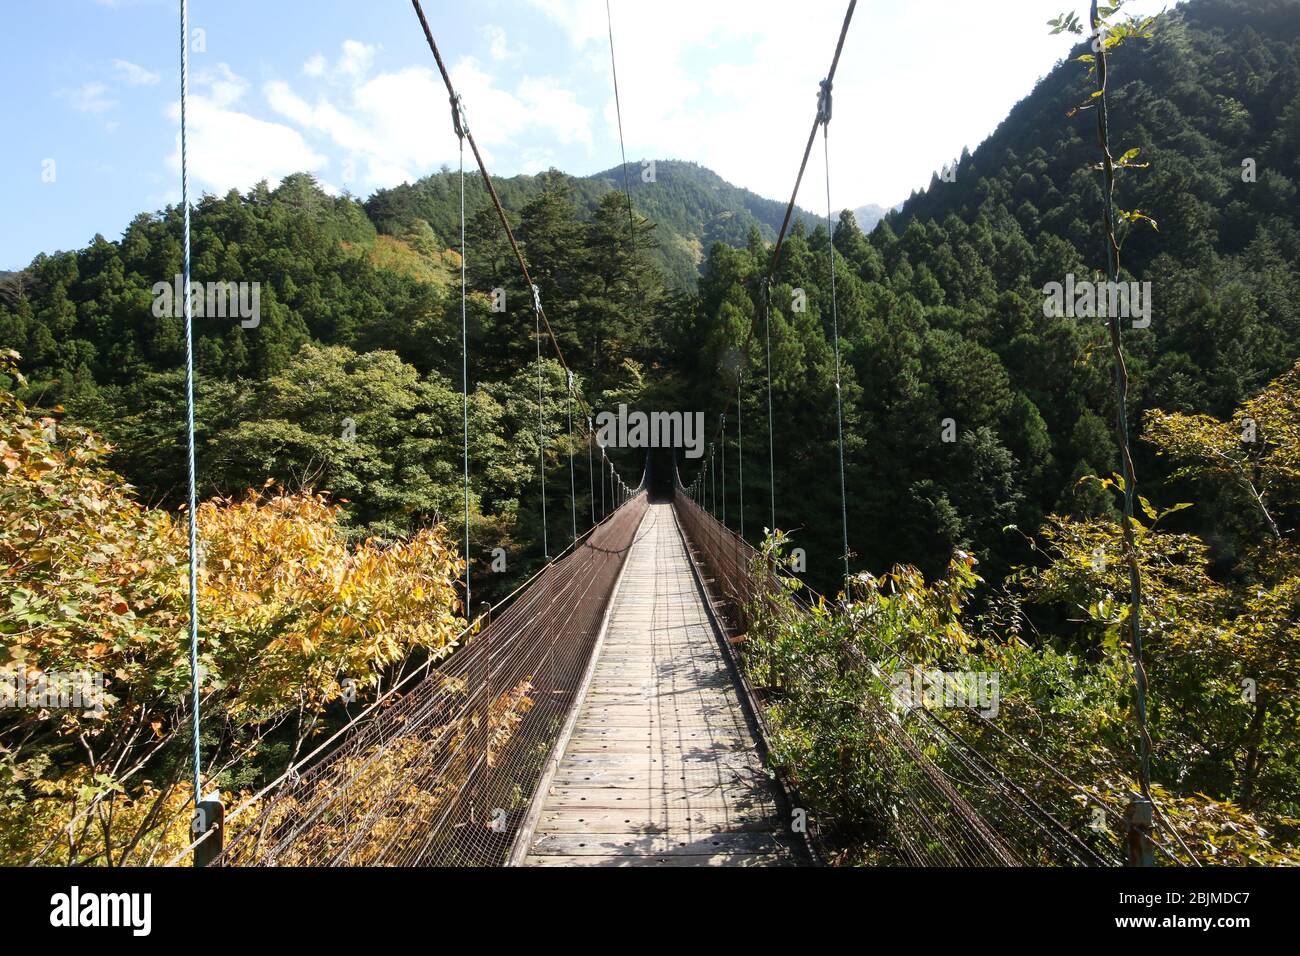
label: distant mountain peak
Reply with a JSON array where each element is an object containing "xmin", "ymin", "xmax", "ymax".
[{"xmin": 364, "ymin": 159, "xmax": 822, "ymax": 288}]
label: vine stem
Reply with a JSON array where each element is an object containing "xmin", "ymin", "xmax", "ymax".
[{"xmin": 1091, "ymin": 0, "xmax": 1154, "ymax": 808}]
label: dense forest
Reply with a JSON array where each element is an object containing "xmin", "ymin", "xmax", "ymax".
[{"xmin": 2, "ymin": 0, "xmax": 1298, "ymax": 863}]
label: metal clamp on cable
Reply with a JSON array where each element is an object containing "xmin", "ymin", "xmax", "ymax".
[
  {"xmin": 450, "ymin": 93, "xmax": 467, "ymax": 140},
  {"xmin": 817, "ymin": 78, "xmax": 833, "ymax": 126}
]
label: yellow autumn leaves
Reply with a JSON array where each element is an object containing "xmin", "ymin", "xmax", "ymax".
[{"xmin": 1, "ymin": 350, "xmax": 468, "ymax": 864}]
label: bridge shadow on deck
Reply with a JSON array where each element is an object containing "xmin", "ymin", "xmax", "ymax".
[{"xmin": 518, "ymin": 495, "xmax": 807, "ymax": 867}]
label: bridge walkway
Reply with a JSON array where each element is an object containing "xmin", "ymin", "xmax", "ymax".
[{"xmin": 520, "ymin": 502, "xmax": 802, "ymax": 867}]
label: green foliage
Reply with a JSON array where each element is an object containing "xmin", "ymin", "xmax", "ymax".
[
  {"xmin": 0, "ymin": 353, "xmax": 465, "ymax": 864},
  {"xmin": 365, "ymin": 160, "xmax": 819, "ymax": 290}
]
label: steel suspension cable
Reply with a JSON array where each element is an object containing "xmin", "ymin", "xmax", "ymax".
[
  {"xmin": 410, "ymin": 0, "xmax": 598, "ymax": 442},
  {"xmin": 455, "ymin": 96, "xmax": 472, "ymax": 621},
  {"xmin": 179, "ymin": 0, "xmax": 202, "ymax": 809},
  {"xmin": 587, "ymin": 417, "xmax": 595, "ymax": 525},
  {"xmin": 535, "ymin": 291, "xmax": 548, "ymax": 557},
  {"xmin": 822, "ymin": 109, "xmax": 850, "ymax": 590},
  {"xmin": 720, "ymin": 413, "xmax": 726, "ymax": 527},
  {"xmin": 737, "ymin": 375, "xmax": 744, "ymax": 539},
  {"xmin": 710, "ymin": 442, "xmax": 717, "ymax": 518},
  {"xmin": 763, "ymin": 281, "xmax": 776, "ymax": 532},
  {"xmin": 411, "ymin": 0, "xmax": 638, "ymax": 501},
  {"xmin": 696, "ymin": 0, "xmax": 857, "ymax": 536},
  {"xmin": 604, "ymin": 0, "xmax": 638, "ymax": 250},
  {"xmin": 567, "ymin": 372, "xmax": 577, "ymax": 543}
]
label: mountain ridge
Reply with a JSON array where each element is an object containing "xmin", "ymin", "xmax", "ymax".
[{"xmin": 363, "ymin": 159, "xmax": 824, "ymax": 288}]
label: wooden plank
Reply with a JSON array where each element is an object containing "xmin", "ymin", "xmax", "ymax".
[
  {"xmin": 537, "ymin": 808, "xmax": 778, "ymax": 833},
  {"xmin": 548, "ymin": 774, "xmax": 769, "ymax": 791},
  {"xmin": 527, "ymin": 831, "xmax": 797, "ymax": 857},
  {"xmin": 520, "ymin": 502, "xmax": 800, "ymax": 868},
  {"xmin": 557, "ymin": 752, "xmax": 765, "ymax": 771},
  {"xmin": 520, "ymin": 853, "xmax": 794, "ymax": 867},
  {"xmin": 564, "ymin": 738, "xmax": 754, "ymax": 754},
  {"xmin": 543, "ymin": 791, "xmax": 778, "ymax": 812}
]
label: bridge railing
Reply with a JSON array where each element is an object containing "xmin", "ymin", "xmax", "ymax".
[
  {"xmin": 209, "ymin": 490, "xmax": 650, "ymax": 866},
  {"xmin": 670, "ymin": 476, "xmax": 1122, "ymax": 867}
]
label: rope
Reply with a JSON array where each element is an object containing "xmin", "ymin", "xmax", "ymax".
[
  {"xmin": 412, "ymin": 3, "xmax": 582, "ymax": 430},
  {"xmin": 763, "ymin": 280, "xmax": 776, "ymax": 531},
  {"xmin": 710, "ymin": 442, "xmax": 717, "ymax": 518},
  {"xmin": 179, "ymin": 0, "xmax": 201, "ymax": 808},
  {"xmin": 737, "ymin": 375, "xmax": 744, "ymax": 539},
  {"xmin": 456, "ymin": 96, "xmax": 472, "ymax": 621},
  {"xmin": 696, "ymin": 0, "xmax": 857, "ymax": 537},
  {"xmin": 720, "ymin": 413, "xmax": 726, "ymax": 527},
  {"xmin": 534, "ymin": 285, "xmax": 548, "ymax": 557},
  {"xmin": 821, "ymin": 104, "xmax": 850, "ymax": 590},
  {"xmin": 765, "ymin": 1, "xmax": 856, "ymax": 280},
  {"xmin": 411, "ymin": 0, "xmax": 637, "ymax": 501},
  {"xmin": 567, "ymin": 371, "xmax": 577, "ymax": 544},
  {"xmin": 604, "ymin": 0, "xmax": 638, "ymax": 251},
  {"xmin": 587, "ymin": 417, "xmax": 595, "ymax": 525}
]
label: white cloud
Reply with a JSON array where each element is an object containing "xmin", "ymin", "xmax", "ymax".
[
  {"xmin": 338, "ymin": 40, "xmax": 377, "ymax": 82},
  {"xmin": 480, "ymin": 25, "xmax": 519, "ymax": 62},
  {"xmin": 260, "ymin": 41, "xmax": 594, "ymax": 192},
  {"xmin": 112, "ymin": 59, "xmax": 159, "ymax": 86},
  {"xmin": 302, "ymin": 54, "xmax": 327, "ymax": 78},
  {"xmin": 525, "ymin": 0, "xmax": 1174, "ymax": 209},
  {"xmin": 62, "ymin": 81, "xmax": 118, "ymax": 113},
  {"xmin": 518, "ymin": 77, "xmax": 592, "ymax": 146},
  {"xmin": 167, "ymin": 65, "xmax": 327, "ymax": 194}
]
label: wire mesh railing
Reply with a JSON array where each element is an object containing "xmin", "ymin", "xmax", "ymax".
[
  {"xmin": 670, "ymin": 470, "xmax": 1121, "ymax": 866},
  {"xmin": 206, "ymin": 490, "xmax": 649, "ymax": 866}
]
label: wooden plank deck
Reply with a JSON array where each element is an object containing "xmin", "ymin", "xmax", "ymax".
[{"xmin": 520, "ymin": 501, "xmax": 803, "ymax": 867}]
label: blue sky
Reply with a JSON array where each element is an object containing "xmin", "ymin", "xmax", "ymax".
[{"xmin": 1, "ymin": 0, "xmax": 1173, "ymax": 270}]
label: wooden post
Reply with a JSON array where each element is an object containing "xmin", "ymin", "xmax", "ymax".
[
  {"xmin": 1124, "ymin": 795, "xmax": 1154, "ymax": 866},
  {"xmin": 193, "ymin": 797, "xmax": 224, "ymax": 868}
]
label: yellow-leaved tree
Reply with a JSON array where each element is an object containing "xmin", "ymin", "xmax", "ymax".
[{"xmin": 0, "ymin": 350, "xmax": 466, "ymax": 865}]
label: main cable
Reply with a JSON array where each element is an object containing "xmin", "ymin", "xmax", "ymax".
[
  {"xmin": 455, "ymin": 95, "xmax": 472, "ymax": 621},
  {"xmin": 411, "ymin": 0, "xmax": 637, "ymax": 492},
  {"xmin": 822, "ymin": 102, "xmax": 850, "ymax": 590},
  {"xmin": 587, "ymin": 417, "xmax": 596, "ymax": 525},
  {"xmin": 568, "ymin": 371, "xmax": 577, "ymax": 543},
  {"xmin": 737, "ymin": 374, "xmax": 745, "ymax": 539},
  {"xmin": 696, "ymin": 0, "xmax": 857, "ymax": 535},
  {"xmin": 605, "ymin": 0, "xmax": 638, "ymax": 248},
  {"xmin": 179, "ymin": 0, "xmax": 202, "ymax": 809},
  {"xmin": 535, "ymin": 288, "xmax": 548, "ymax": 557}
]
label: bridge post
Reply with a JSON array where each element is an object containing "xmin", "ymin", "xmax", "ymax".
[
  {"xmin": 192, "ymin": 796, "xmax": 224, "ymax": 868},
  {"xmin": 1124, "ymin": 795, "xmax": 1155, "ymax": 866},
  {"xmin": 474, "ymin": 602, "xmax": 492, "ymax": 830}
]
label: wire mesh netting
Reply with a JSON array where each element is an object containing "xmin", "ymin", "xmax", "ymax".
[
  {"xmin": 210, "ymin": 492, "xmax": 649, "ymax": 866},
  {"xmin": 671, "ymin": 476, "xmax": 1122, "ymax": 867}
]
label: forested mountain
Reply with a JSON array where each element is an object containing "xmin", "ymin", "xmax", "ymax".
[
  {"xmin": 365, "ymin": 159, "xmax": 820, "ymax": 288},
  {"xmin": 3, "ymin": 0, "xmax": 1296, "ymax": 603},
  {"xmin": 3, "ymin": 0, "xmax": 1299, "ymax": 864},
  {"xmin": 676, "ymin": 0, "xmax": 1300, "ymax": 589},
  {"xmin": 851, "ymin": 203, "xmax": 894, "ymax": 231}
]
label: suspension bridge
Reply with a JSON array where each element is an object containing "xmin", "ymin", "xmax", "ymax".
[{"xmin": 160, "ymin": 0, "xmax": 1172, "ymax": 868}]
